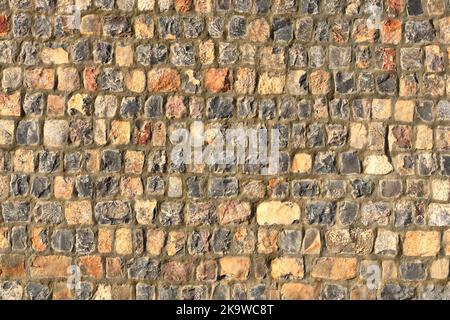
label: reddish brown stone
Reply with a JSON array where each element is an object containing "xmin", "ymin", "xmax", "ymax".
[
  {"xmin": 163, "ymin": 261, "xmax": 193, "ymax": 282},
  {"xmin": 0, "ymin": 254, "xmax": 25, "ymax": 277},
  {"xmin": 78, "ymin": 255, "xmax": 103, "ymax": 279},
  {"xmin": 175, "ymin": 0, "xmax": 192, "ymax": 12},
  {"xmin": 217, "ymin": 200, "xmax": 251, "ymax": 224},
  {"xmin": 148, "ymin": 68, "xmax": 181, "ymax": 93},
  {"xmin": 204, "ymin": 68, "xmax": 231, "ymax": 93},
  {"xmin": 0, "ymin": 14, "xmax": 8, "ymax": 36},
  {"xmin": 30, "ymin": 255, "xmax": 72, "ymax": 278},
  {"xmin": 83, "ymin": 67, "xmax": 98, "ymax": 92},
  {"xmin": 165, "ymin": 96, "xmax": 187, "ymax": 119}
]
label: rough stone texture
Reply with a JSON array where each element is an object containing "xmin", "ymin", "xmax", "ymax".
[{"xmin": 0, "ymin": 0, "xmax": 448, "ymax": 301}]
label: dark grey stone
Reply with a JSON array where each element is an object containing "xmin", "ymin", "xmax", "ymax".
[
  {"xmin": 72, "ymin": 39, "xmax": 90, "ymax": 62},
  {"xmin": 38, "ymin": 151, "xmax": 60, "ymax": 173},
  {"xmin": 407, "ymin": 0, "xmax": 423, "ymax": 15},
  {"xmin": 34, "ymin": 202, "xmax": 63, "ymax": 224},
  {"xmin": 26, "ymin": 283, "xmax": 50, "ymax": 300},
  {"xmin": 51, "ymin": 229, "xmax": 74, "ymax": 252},
  {"xmin": 313, "ymin": 151, "xmax": 336, "ymax": 174},
  {"xmin": 33, "ymin": 16, "xmax": 52, "ymax": 38},
  {"xmin": 335, "ymin": 71, "xmax": 355, "ymax": 94},
  {"xmin": 97, "ymin": 68, "xmax": 123, "ymax": 92},
  {"xmin": 170, "ymin": 43, "xmax": 195, "ymax": 66},
  {"xmin": 340, "ymin": 151, "xmax": 361, "ymax": 174},
  {"xmin": 212, "ymin": 228, "xmax": 231, "ymax": 254},
  {"xmin": 101, "ymin": 150, "xmax": 122, "ymax": 172},
  {"xmin": 102, "ymin": 16, "xmax": 131, "ymax": 37},
  {"xmin": 93, "ymin": 41, "xmax": 113, "ymax": 64},
  {"xmin": 11, "ymin": 226, "xmax": 27, "ymax": 250},
  {"xmin": 306, "ymin": 201, "xmax": 336, "ymax": 225},
  {"xmin": 159, "ymin": 201, "xmax": 184, "ymax": 226},
  {"xmin": 292, "ymin": 180, "xmax": 319, "ymax": 198},
  {"xmin": 209, "ymin": 177, "xmax": 238, "ymax": 197},
  {"xmin": 120, "ymin": 97, "xmax": 141, "ymax": 118},
  {"xmin": 13, "ymin": 13, "xmax": 30, "ymax": 37},
  {"xmin": 158, "ymin": 16, "xmax": 181, "ymax": 39},
  {"xmin": 17, "ymin": 120, "xmax": 40, "ymax": 145},
  {"xmin": 11, "ymin": 174, "xmax": 29, "ymax": 197},
  {"xmin": 23, "ymin": 92, "xmax": 44, "ymax": 116},
  {"xmin": 381, "ymin": 284, "xmax": 415, "ymax": 300},
  {"xmin": 94, "ymin": 200, "xmax": 132, "ymax": 225},
  {"xmin": 272, "ymin": 18, "xmax": 292, "ymax": 41},
  {"xmin": 188, "ymin": 229, "xmax": 209, "ymax": 255},
  {"xmin": 75, "ymin": 176, "xmax": 93, "ymax": 198},
  {"xmin": 186, "ymin": 176, "xmax": 204, "ymax": 198},
  {"xmin": 228, "ymin": 16, "xmax": 246, "ymax": 38},
  {"xmin": 218, "ymin": 42, "xmax": 238, "ymax": 64},
  {"xmin": 76, "ymin": 228, "xmax": 96, "ymax": 254},
  {"xmin": 95, "ymin": 176, "xmax": 119, "ymax": 198},
  {"xmin": 146, "ymin": 176, "xmax": 165, "ymax": 196},
  {"xmin": 31, "ymin": 177, "xmax": 51, "ymax": 198},
  {"xmin": 400, "ymin": 261, "xmax": 426, "ymax": 281},
  {"xmin": 278, "ymin": 229, "xmax": 302, "ymax": 254},
  {"xmin": 207, "ymin": 96, "xmax": 234, "ymax": 119},
  {"xmin": 64, "ymin": 152, "xmax": 83, "ymax": 172},
  {"xmin": 128, "ymin": 257, "xmax": 160, "ymax": 280},
  {"xmin": 208, "ymin": 16, "xmax": 224, "ymax": 38},
  {"xmin": 136, "ymin": 283, "xmax": 155, "ymax": 300},
  {"xmin": 75, "ymin": 282, "xmax": 93, "ymax": 300},
  {"xmin": 183, "ymin": 17, "xmax": 204, "ymax": 38},
  {"xmin": 159, "ymin": 285, "xmax": 179, "ymax": 300},
  {"xmin": 259, "ymin": 98, "xmax": 276, "ymax": 119},
  {"xmin": 351, "ymin": 179, "xmax": 373, "ymax": 198},
  {"xmin": 405, "ymin": 20, "xmax": 435, "ymax": 43},
  {"xmin": 145, "ymin": 96, "xmax": 164, "ymax": 117},
  {"xmin": 323, "ymin": 284, "xmax": 347, "ymax": 300},
  {"xmin": 338, "ymin": 201, "xmax": 358, "ymax": 225}
]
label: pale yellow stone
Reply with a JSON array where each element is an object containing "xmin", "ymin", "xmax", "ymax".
[
  {"xmin": 219, "ymin": 256, "xmax": 250, "ymax": 280},
  {"xmin": 349, "ymin": 123, "xmax": 367, "ymax": 149},
  {"xmin": 13, "ymin": 149, "xmax": 35, "ymax": 173},
  {"xmin": 257, "ymin": 72, "xmax": 285, "ymax": 95},
  {"xmin": 65, "ymin": 200, "xmax": 93, "ymax": 225},
  {"xmin": 110, "ymin": 120, "xmax": 130, "ymax": 145},
  {"xmin": 0, "ymin": 120, "xmax": 14, "ymax": 145},
  {"xmin": 372, "ymin": 99, "xmax": 392, "ymax": 120},
  {"xmin": 403, "ymin": 231, "xmax": 440, "ymax": 257},
  {"xmin": 93, "ymin": 284, "xmax": 112, "ymax": 300},
  {"xmin": 199, "ymin": 40, "xmax": 215, "ymax": 65},
  {"xmin": 67, "ymin": 94, "xmax": 90, "ymax": 116},
  {"xmin": 41, "ymin": 48, "xmax": 69, "ymax": 64},
  {"xmin": 125, "ymin": 69, "xmax": 146, "ymax": 93},
  {"xmin": 271, "ymin": 257, "xmax": 304, "ymax": 280},
  {"xmin": 363, "ymin": 155, "xmax": 393, "ymax": 175},
  {"xmin": 444, "ymin": 230, "xmax": 450, "ymax": 255},
  {"xmin": 291, "ymin": 153, "xmax": 312, "ymax": 173},
  {"xmin": 115, "ymin": 228, "xmax": 133, "ymax": 255},
  {"xmin": 256, "ymin": 201, "xmax": 300, "ymax": 225},
  {"xmin": 431, "ymin": 180, "xmax": 450, "ymax": 201},
  {"xmin": 116, "ymin": 44, "xmax": 133, "ymax": 67},
  {"xmin": 94, "ymin": 119, "xmax": 107, "ymax": 145},
  {"xmin": 430, "ymin": 258, "xmax": 449, "ymax": 280},
  {"xmin": 135, "ymin": 200, "xmax": 157, "ymax": 225},
  {"xmin": 415, "ymin": 125, "xmax": 433, "ymax": 150},
  {"xmin": 382, "ymin": 260, "xmax": 397, "ymax": 281},
  {"xmin": 394, "ymin": 100, "xmax": 415, "ymax": 122}
]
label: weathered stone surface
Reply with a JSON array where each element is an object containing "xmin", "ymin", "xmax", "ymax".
[
  {"xmin": 403, "ymin": 231, "xmax": 440, "ymax": 257},
  {"xmin": 219, "ymin": 257, "xmax": 250, "ymax": 280},
  {"xmin": 311, "ymin": 257, "xmax": 357, "ymax": 280},
  {"xmin": 256, "ymin": 201, "xmax": 300, "ymax": 225}
]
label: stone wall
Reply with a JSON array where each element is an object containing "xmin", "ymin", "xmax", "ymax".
[{"xmin": 0, "ymin": 0, "xmax": 449, "ymax": 300}]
